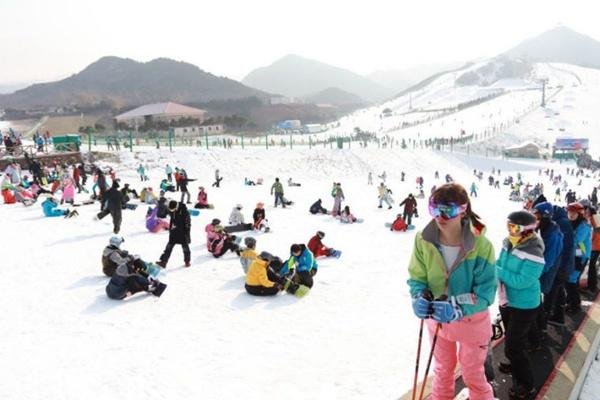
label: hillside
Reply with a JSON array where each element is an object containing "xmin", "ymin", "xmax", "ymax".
[
  {"xmin": 305, "ymin": 87, "xmax": 365, "ymax": 106},
  {"xmin": 242, "ymin": 54, "xmax": 393, "ymax": 103},
  {"xmin": 504, "ymin": 26, "xmax": 600, "ymax": 69},
  {"xmin": 368, "ymin": 62, "xmax": 464, "ymax": 93},
  {"xmin": 0, "ymin": 57, "xmax": 269, "ymax": 109}
]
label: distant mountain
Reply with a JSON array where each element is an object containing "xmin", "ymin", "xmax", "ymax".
[
  {"xmin": 504, "ymin": 26, "xmax": 600, "ymax": 69},
  {"xmin": 305, "ymin": 87, "xmax": 365, "ymax": 106},
  {"xmin": 456, "ymin": 57, "xmax": 533, "ymax": 86},
  {"xmin": 242, "ymin": 54, "xmax": 393, "ymax": 103},
  {"xmin": 368, "ymin": 62, "xmax": 464, "ymax": 93},
  {"xmin": 0, "ymin": 56, "xmax": 268, "ymax": 109}
]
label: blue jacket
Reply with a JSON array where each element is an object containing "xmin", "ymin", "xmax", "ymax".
[
  {"xmin": 573, "ymin": 218, "xmax": 592, "ymax": 261},
  {"xmin": 41, "ymin": 198, "xmax": 64, "ymax": 217},
  {"xmin": 284, "ymin": 245, "xmax": 317, "ymax": 273},
  {"xmin": 537, "ymin": 219, "xmax": 563, "ymax": 294},
  {"xmin": 552, "ymin": 206, "xmax": 575, "ymax": 275},
  {"xmin": 496, "ymin": 234, "xmax": 545, "ymax": 309}
]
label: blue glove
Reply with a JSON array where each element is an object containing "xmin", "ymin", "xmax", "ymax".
[
  {"xmin": 432, "ymin": 297, "xmax": 463, "ymax": 323},
  {"xmin": 412, "ymin": 290, "xmax": 433, "ymax": 319}
]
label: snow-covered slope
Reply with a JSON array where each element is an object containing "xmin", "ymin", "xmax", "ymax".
[{"xmin": 3, "ymin": 145, "xmax": 599, "ymax": 400}]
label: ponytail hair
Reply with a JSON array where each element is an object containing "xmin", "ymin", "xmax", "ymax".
[{"xmin": 430, "ymin": 183, "xmax": 485, "ymax": 234}]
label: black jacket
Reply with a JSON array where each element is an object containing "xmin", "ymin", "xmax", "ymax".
[
  {"xmin": 169, "ymin": 203, "xmax": 191, "ymax": 244},
  {"xmin": 157, "ymin": 197, "xmax": 169, "ymax": 218},
  {"xmin": 253, "ymin": 208, "xmax": 266, "ymax": 223},
  {"xmin": 102, "ymin": 187, "xmax": 123, "ymax": 213}
]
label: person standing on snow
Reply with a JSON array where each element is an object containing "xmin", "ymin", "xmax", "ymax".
[
  {"xmin": 367, "ymin": 172, "xmax": 373, "ymax": 185},
  {"xmin": 332, "ymin": 182, "xmax": 345, "ymax": 216},
  {"xmin": 470, "ymin": 182, "xmax": 478, "ymax": 197},
  {"xmin": 399, "ymin": 193, "xmax": 417, "ymax": 226},
  {"xmin": 165, "ymin": 164, "xmax": 173, "ymax": 182},
  {"xmin": 96, "ymin": 181, "xmax": 123, "ymax": 234},
  {"xmin": 156, "ymin": 200, "xmax": 192, "ymax": 268},
  {"xmin": 271, "ymin": 177, "xmax": 285, "ymax": 208},
  {"xmin": 377, "ymin": 182, "xmax": 393, "ymax": 209},
  {"xmin": 408, "ymin": 183, "xmax": 497, "ymax": 400}
]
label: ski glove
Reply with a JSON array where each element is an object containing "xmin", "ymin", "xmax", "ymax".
[
  {"xmin": 412, "ymin": 290, "xmax": 433, "ymax": 319},
  {"xmin": 432, "ymin": 297, "xmax": 463, "ymax": 323}
]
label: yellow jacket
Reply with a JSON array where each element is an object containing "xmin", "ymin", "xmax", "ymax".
[
  {"xmin": 245, "ymin": 258, "xmax": 275, "ymax": 287},
  {"xmin": 240, "ymin": 248, "xmax": 257, "ymax": 273}
]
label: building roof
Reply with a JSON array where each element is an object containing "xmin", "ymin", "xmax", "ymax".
[
  {"xmin": 505, "ymin": 141, "xmax": 540, "ymax": 151},
  {"xmin": 116, "ymin": 102, "xmax": 205, "ymax": 121}
]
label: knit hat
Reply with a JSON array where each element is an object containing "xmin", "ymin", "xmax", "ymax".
[
  {"xmin": 211, "ymin": 218, "xmax": 221, "ymax": 225},
  {"xmin": 533, "ymin": 202, "xmax": 553, "ymax": 218},
  {"xmin": 507, "ymin": 210, "xmax": 537, "ymax": 226},
  {"xmin": 317, "ymin": 231, "xmax": 325, "ymax": 239}
]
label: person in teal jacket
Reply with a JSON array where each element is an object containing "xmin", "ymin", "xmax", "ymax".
[
  {"xmin": 407, "ymin": 183, "xmax": 497, "ymax": 400},
  {"xmin": 565, "ymin": 202, "xmax": 592, "ymax": 313},
  {"xmin": 496, "ymin": 210, "xmax": 544, "ymax": 399},
  {"xmin": 284, "ymin": 244, "xmax": 317, "ymax": 288},
  {"xmin": 41, "ymin": 196, "xmax": 76, "ymax": 217}
]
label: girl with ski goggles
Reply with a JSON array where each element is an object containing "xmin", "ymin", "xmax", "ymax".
[
  {"xmin": 506, "ymin": 221, "xmax": 537, "ymax": 236},
  {"xmin": 428, "ymin": 199, "xmax": 468, "ymax": 220}
]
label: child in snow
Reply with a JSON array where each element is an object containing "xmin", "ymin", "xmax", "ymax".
[
  {"xmin": 160, "ymin": 179, "xmax": 175, "ymax": 192},
  {"xmin": 309, "ymin": 199, "xmax": 328, "ymax": 215},
  {"xmin": 271, "ymin": 177, "xmax": 285, "ymax": 208},
  {"xmin": 245, "ymin": 252, "xmax": 285, "ymax": 296},
  {"xmin": 61, "ymin": 178, "xmax": 75, "ymax": 204},
  {"xmin": 226, "ymin": 204, "xmax": 253, "ymax": 232},
  {"xmin": 496, "ymin": 210, "xmax": 544, "ymax": 399},
  {"xmin": 407, "ymin": 183, "xmax": 497, "ymax": 400},
  {"xmin": 285, "ymin": 244, "xmax": 318, "ymax": 288},
  {"xmin": 307, "ymin": 231, "xmax": 340, "ymax": 258},
  {"xmin": 106, "ymin": 257, "xmax": 166, "ymax": 300},
  {"xmin": 565, "ymin": 202, "xmax": 592, "ymax": 313},
  {"xmin": 239, "ymin": 237, "xmax": 258, "ymax": 273},
  {"xmin": 102, "ymin": 236, "xmax": 134, "ymax": 276},
  {"xmin": 195, "ymin": 186, "xmax": 210, "ymax": 209},
  {"xmin": 378, "ymin": 183, "xmax": 393, "ymax": 209},
  {"xmin": 252, "ymin": 202, "xmax": 269, "ymax": 232},
  {"xmin": 340, "ymin": 205, "xmax": 358, "ymax": 223},
  {"xmin": 331, "ymin": 183, "xmax": 344, "ymax": 216},
  {"xmin": 208, "ymin": 225, "xmax": 240, "ymax": 258},
  {"xmin": 145, "ymin": 206, "xmax": 170, "ymax": 233},
  {"xmin": 389, "ymin": 214, "xmax": 408, "ymax": 231},
  {"xmin": 140, "ymin": 187, "xmax": 158, "ymax": 204},
  {"xmin": 287, "ymin": 177, "xmax": 301, "ymax": 187},
  {"xmin": 42, "ymin": 196, "xmax": 77, "ymax": 218}
]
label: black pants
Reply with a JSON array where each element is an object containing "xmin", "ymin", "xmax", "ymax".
[
  {"xmin": 589, "ymin": 251, "xmax": 599, "ymax": 291},
  {"xmin": 527, "ymin": 296, "xmax": 546, "ymax": 346},
  {"xmin": 245, "ymin": 284, "xmax": 280, "ymax": 296},
  {"xmin": 160, "ymin": 241, "xmax": 191, "ymax": 264},
  {"xmin": 212, "ymin": 177, "xmax": 222, "ymax": 187},
  {"xmin": 274, "ymin": 193, "xmax": 284, "ymax": 207},
  {"xmin": 97, "ymin": 208, "xmax": 122, "ymax": 234},
  {"xmin": 295, "ymin": 270, "xmax": 315, "ymax": 288},
  {"xmin": 501, "ymin": 305, "xmax": 539, "ymax": 390},
  {"xmin": 566, "ymin": 258, "xmax": 587, "ymax": 308},
  {"xmin": 402, "ymin": 211, "xmax": 413, "ymax": 226},
  {"xmin": 546, "ymin": 268, "xmax": 567, "ymax": 321},
  {"xmin": 213, "ymin": 241, "xmax": 239, "ymax": 258}
]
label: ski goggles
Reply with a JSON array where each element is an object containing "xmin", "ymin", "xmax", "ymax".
[
  {"xmin": 428, "ymin": 200, "xmax": 467, "ymax": 220},
  {"xmin": 506, "ymin": 221, "xmax": 537, "ymax": 235}
]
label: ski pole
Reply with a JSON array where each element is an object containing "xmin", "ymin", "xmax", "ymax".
[
  {"xmin": 411, "ymin": 319, "xmax": 425, "ymax": 400},
  {"xmin": 418, "ymin": 322, "xmax": 441, "ymax": 400}
]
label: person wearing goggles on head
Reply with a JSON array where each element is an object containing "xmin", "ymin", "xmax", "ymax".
[
  {"xmin": 407, "ymin": 183, "xmax": 497, "ymax": 400},
  {"xmin": 496, "ymin": 210, "xmax": 544, "ymax": 399}
]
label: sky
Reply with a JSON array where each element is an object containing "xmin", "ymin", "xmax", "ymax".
[{"xmin": 1, "ymin": 0, "xmax": 599, "ymax": 85}]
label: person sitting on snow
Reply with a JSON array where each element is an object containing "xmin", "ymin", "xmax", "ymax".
[
  {"xmin": 309, "ymin": 198, "xmax": 328, "ymax": 215},
  {"xmin": 145, "ymin": 206, "xmax": 170, "ymax": 233},
  {"xmin": 245, "ymin": 252, "xmax": 286, "ymax": 296},
  {"xmin": 102, "ymin": 235, "xmax": 133, "ymax": 276},
  {"xmin": 226, "ymin": 204, "xmax": 253, "ymax": 232},
  {"xmin": 252, "ymin": 202, "xmax": 270, "ymax": 232},
  {"xmin": 239, "ymin": 237, "xmax": 258, "ymax": 273},
  {"xmin": 287, "ymin": 177, "xmax": 301, "ymax": 187},
  {"xmin": 244, "ymin": 177, "xmax": 256, "ymax": 186},
  {"xmin": 41, "ymin": 195, "xmax": 77, "ymax": 218},
  {"xmin": 389, "ymin": 214, "xmax": 408, "ymax": 231},
  {"xmin": 205, "ymin": 218, "xmax": 221, "ymax": 248},
  {"xmin": 194, "ymin": 186, "xmax": 210, "ymax": 209},
  {"xmin": 105, "ymin": 255, "xmax": 166, "ymax": 300},
  {"xmin": 160, "ymin": 179, "xmax": 176, "ymax": 192},
  {"xmin": 340, "ymin": 205, "xmax": 359, "ymax": 223},
  {"xmin": 285, "ymin": 244, "xmax": 318, "ymax": 288},
  {"xmin": 139, "ymin": 187, "xmax": 158, "ymax": 204},
  {"xmin": 208, "ymin": 225, "xmax": 240, "ymax": 258},
  {"xmin": 307, "ymin": 231, "xmax": 341, "ymax": 258}
]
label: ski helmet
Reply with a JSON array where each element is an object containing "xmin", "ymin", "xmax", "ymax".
[
  {"xmin": 244, "ymin": 237, "xmax": 257, "ymax": 248},
  {"xmin": 507, "ymin": 210, "xmax": 537, "ymax": 226},
  {"xmin": 533, "ymin": 202, "xmax": 553, "ymax": 219},
  {"xmin": 109, "ymin": 235, "xmax": 124, "ymax": 247}
]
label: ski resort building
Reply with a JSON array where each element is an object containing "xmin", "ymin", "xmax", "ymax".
[
  {"xmin": 115, "ymin": 102, "xmax": 206, "ymax": 126},
  {"xmin": 503, "ymin": 141, "xmax": 541, "ymax": 158}
]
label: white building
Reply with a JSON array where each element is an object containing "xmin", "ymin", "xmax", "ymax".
[
  {"xmin": 173, "ymin": 125, "xmax": 225, "ymax": 137},
  {"xmin": 115, "ymin": 102, "xmax": 206, "ymax": 126}
]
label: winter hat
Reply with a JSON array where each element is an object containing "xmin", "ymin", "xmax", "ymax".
[
  {"xmin": 159, "ymin": 190, "xmax": 165, "ymax": 196},
  {"xmin": 533, "ymin": 202, "xmax": 553, "ymax": 219},
  {"xmin": 567, "ymin": 202, "xmax": 585, "ymax": 214},
  {"xmin": 580, "ymin": 199, "xmax": 591, "ymax": 209},
  {"xmin": 211, "ymin": 218, "xmax": 221, "ymax": 225},
  {"xmin": 258, "ymin": 251, "xmax": 274, "ymax": 261},
  {"xmin": 109, "ymin": 235, "xmax": 124, "ymax": 247},
  {"xmin": 244, "ymin": 237, "xmax": 257, "ymax": 248},
  {"xmin": 317, "ymin": 231, "xmax": 325, "ymax": 239},
  {"xmin": 236, "ymin": 204, "xmax": 243, "ymax": 209},
  {"xmin": 507, "ymin": 210, "xmax": 537, "ymax": 226}
]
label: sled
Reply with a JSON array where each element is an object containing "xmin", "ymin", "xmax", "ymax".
[
  {"xmin": 385, "ymin": 222, "xmax": 415, "ymax": 231},
  {"xmin": 188, "ymin": 209, "xmax": 200, "ymax": 217}
]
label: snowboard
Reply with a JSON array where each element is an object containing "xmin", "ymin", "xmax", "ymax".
[
  {"xmin": 330, "ymin": 249, "xmax": 342, "ymax": 258},
  {"xmin": 283, "ymin": 279, "xmax": 310, "ymax": 298},
  {"xmin": 341, "ymin": 218, "xmax": 364, "ymax": 224},
  {"xmin": 384, "ymin": 222, "xmax": 415, "ymax": 231},
  {"xmin": 123, "ymin": 203, "xmax": 138, "ymax": 210},
  {"xmin": 150, "ymin": 280, "xmax": 167, "ymax": 297},
  {"xmin": 73, "ymin": 199, "xmax": 95, "ymax": 207},
  {"xmin": 453, "ymin": 388, "xmax": 469, "ymax": 400},
  {"xmin": 224, "ymin": 223, "xmax": 253, "ymax": 233}
]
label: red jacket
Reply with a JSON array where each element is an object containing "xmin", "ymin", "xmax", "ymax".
[
  {"xmin": 307, "ymin": 235, "xmax": 329, "ymax": 257},
  {"xmin": 391, "ymin": 217, "xmax": 407, "ymax": 231}
]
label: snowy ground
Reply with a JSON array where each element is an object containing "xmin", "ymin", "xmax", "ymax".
[{"xmin": 2, "ymin": 145, "xmax": 600, "ymax": 400}]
